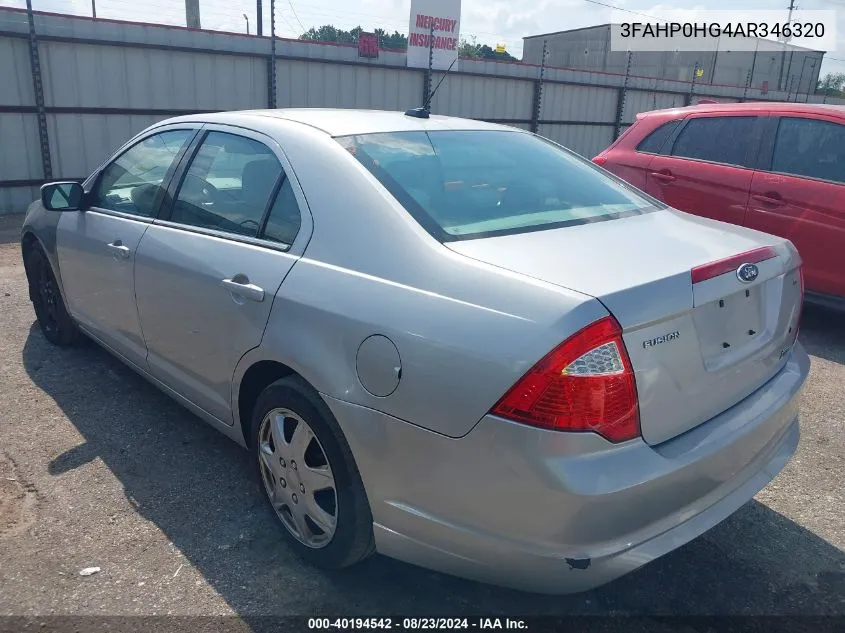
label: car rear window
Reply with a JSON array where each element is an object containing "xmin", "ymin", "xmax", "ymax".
[
  {"xmin": 636, "ymin": 120, "xmax": 682, "ymax": 154},
  {"xmin": 336, "ymin": 130, "xmax": 662, "ymax": 241}
]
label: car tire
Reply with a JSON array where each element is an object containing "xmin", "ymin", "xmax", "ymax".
[
  {"xmin": 250, "ymin": 375, "xmax": 375, "ymax": 569},
  {"xmin": 25, "ymin": 246, "xmax": 84, "ymax": 347}
]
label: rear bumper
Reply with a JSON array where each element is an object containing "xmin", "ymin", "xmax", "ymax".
[{"xmin": 324, "ymin": 343, "xmax": 810, "ymax": 594}]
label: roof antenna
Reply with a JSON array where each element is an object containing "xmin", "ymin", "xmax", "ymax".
[{"xmin": 405, "ymin": 56, "xmax": 458, "ymax": 119}]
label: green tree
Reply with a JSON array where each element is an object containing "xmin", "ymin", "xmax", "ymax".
[
  {"xmin": 458, "ymin": 35, "xmax": 481, "ymax": 58},
  {"xmin": 300, "ymin": 25, "xmax": 355, "ymax": 45},
  {"xmin": 374, "ymin": 28, "xmax": 408, "ymax": 50},
  {"xmin": 816, "ymin": 72, "xmax": 845, "ymax": 97},
  {"xmin": 458, "ymin": 35, "xmax": 517, "ymax": 61},
  {"xmin": 299, "ymin": 25, "xmax": 407, "ymax": 50},
  {"xmin": 300, "ymin": 25, "xmax": 512, "ymax": 59}
]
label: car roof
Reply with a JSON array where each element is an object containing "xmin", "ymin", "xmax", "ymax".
[
  {"xmin": 642, "ymin": 102, "xmax": 845, "ymax": 119},
  {"xmin": 169, "ymin": 108, "xmax": 520, "ymax": 137}
]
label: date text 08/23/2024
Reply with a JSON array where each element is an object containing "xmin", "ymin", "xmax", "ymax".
[{"xmin": 307, "ymin": 618, "xmax": 528, "ymax": 630}]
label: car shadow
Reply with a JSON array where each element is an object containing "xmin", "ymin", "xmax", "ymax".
[
  {"xmin": 0, "ymin": 213, "xmax": 24, "ymax": 246},
  {"xmin": 798, "ymin": 303, "xmax": 845, "ymax": 366},
  {"xmin": 21, "ymin": 324, "xmax": 845, "ymax": 620}
]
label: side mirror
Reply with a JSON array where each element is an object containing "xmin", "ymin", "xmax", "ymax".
[{"xmin": 41, "ymin": 181, "xmax": 85, "ymax": 212}]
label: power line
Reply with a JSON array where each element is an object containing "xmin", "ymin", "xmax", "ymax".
[
  {"xmin": 285, "ymin": 0, "xmax": 306, "ymax": 32},
  {"xmin": 581, "ymin": 0, "xmax": 669, "ymax": 23},
  {"xmin": 275, "ymin": 10, "xmax": 300, "ymax": 37},
  {"xmin": 286, "ymin": 4, "xmax": 522, "ymax": 46}
]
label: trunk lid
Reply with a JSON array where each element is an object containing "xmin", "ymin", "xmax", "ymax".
[{"xmin": 446, "ymin": 209, "xmax": 803, "ymax": 445}]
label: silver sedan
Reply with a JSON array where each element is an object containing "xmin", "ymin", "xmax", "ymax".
[{"xmin": 21, "ymin": 109, "xmax": 809, "ymax": 594}]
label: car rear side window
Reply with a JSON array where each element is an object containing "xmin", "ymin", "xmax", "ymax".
[
  {"xmin": 771, "ymin": 117, "xmax": 845, "ymax": 185},
  {"xmin": 93, "ymin": 130, "xmax": 192, "ymax": 217},
  {"xmin": 170, "ymin": 132, "xmax": 283, "ymax": 238},
  {"xmin": 261, "ymin": 178, "xmax": 302, "ymax": 246},
  {"xmin": 336, "ymin": 130, "xmax": 662, "ymax": 241},
  {"xmin": 671, "ymin": 116, "xmax": 756, "ymax": 167},
  {"xmin": 636, "ymin": 120, "xmax": 682, "ymax": 154}
]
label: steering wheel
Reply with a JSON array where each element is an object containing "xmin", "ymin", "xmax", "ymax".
[
  {"xmin": 239, "ymin": 219, "xmax": 261, "ymax": 231},
  {"xmin": 181, "ymin": 174, "xmax": 221, "ymax": 206}
]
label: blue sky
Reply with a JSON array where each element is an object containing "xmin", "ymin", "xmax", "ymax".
[{"xmin": 5, "ymin": 0, "xmax": 845, "ymax": 78}]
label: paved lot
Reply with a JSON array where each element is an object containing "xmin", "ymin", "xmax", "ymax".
[{"xmin": 0, "ymin": 212, "xmax": 843, "ymax": 622}]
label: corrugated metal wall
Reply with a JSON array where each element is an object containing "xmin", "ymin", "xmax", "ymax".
[
  {"xmin": 428, "ymin": 72, "xmax": 534, "ymax": 120},
  {"xmin": 542, "ymin": 84, "xmax": 617, "ymax": 123},
  {"xmin": 621, "ymin": 91, "xmax": 686, "ymax": 125},
  {"xmin": 1, "ymin": 6, "xmax": 844, "ymax": 214},
  {"xmin": 523, "ymin": 28, "xmax": 825, "ymax": 97},
  {"xmin": 276, "ymin": 61, "xmax": 420, "ymax": 110},
  {"xmin": 40, "ymin": 41, "xmax": 267, "ymax": 111}
]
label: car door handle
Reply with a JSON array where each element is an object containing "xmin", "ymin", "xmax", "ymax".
[
  {"xmin": 106, "ymin": 241, "xmax": 131, "ymax": 259},
  {"xmin": 650, "ymin": 171, "xmax": 676, "ymax": 183},
  {"xmin": 751, "ymin": 193, "xmax": 784, "ymax": 207},
  {"xmin": 221, "ymin": 278, "xmax": 265, "ymax": 303}
]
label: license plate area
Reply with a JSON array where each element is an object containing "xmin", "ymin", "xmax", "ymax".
[{"xmin": 693, "ymin": 286, "xmax": 765, "ymax": 366}]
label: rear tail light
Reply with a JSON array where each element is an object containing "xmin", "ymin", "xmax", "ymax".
[
  {"xmin": 490, "ymin": 316, "xmax": 640, "ymax": 443},
  {"xmin": 690, "ymin": 246, "xmax": 778, "ymax": 284},
  {"xmin": 592, "ymin": 155, "xmax": 608, "ymax": 166}
]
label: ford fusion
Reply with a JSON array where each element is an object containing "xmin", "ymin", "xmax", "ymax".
[{"xmin": 21, "ymin": 109, "xmax": 809, "ymax": 593}]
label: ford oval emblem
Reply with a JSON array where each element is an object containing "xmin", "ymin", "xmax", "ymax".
[{"xmin": 736, "ymin": 263, "xmax": 759, "ymax": 283}]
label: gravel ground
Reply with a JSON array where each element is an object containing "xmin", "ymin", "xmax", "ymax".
[{"xmin": 0, "ymin": 212, "xmax": 843, "ymax": 627}]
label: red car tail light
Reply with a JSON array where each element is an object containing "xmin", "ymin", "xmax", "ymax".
[
  {"xmin": 690, "ymin": 246, "xmax": 778, "ymax": 284},
  {"xmin": 490, "ymin": 316, "xmax": 640, "ymax": 443}
]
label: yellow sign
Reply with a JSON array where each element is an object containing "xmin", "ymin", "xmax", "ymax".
[
  {"xmin": 495, "ymin": 43, "xmax": 507, "ymax": 53},
  {"xmin": 695, "ymin": 68, "xmax": 704, "ymax": 78}
]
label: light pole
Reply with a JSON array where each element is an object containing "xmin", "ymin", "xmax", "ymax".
[
  {"xmin": 243, "ymin": 13, "xmax": 250, "ymax": 34},
  {"xmin": 796, "ymin": 57, "xmax": 809, "ymax": 101}
]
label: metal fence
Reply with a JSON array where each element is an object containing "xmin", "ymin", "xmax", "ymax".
[{"xmin": 1, "ymin": 6, "xmax": 843, "ymax": 214}]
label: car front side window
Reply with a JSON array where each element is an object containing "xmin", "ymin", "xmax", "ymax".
[{"xmin": 92, "ymin": 130, "xmax": 193, "ymax": 217}]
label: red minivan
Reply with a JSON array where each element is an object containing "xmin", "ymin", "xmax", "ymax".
[{"xmin": 593, "ymin": 102, "xmax": 845, "ymax": 308}]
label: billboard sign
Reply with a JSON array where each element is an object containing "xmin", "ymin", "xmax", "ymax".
[
  {"xmin": 358, "ymin": 32, "xmax": 379, "ymax": 58},
  {"xmin": 407, "ymin": 0, "xmax": 461, "ymax": 69}
]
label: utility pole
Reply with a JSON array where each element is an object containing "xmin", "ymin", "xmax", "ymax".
[
  {"xmin": 806, "ymin": 61, "xmax": 815, "ymax": 102},
  {"xmin": 185, "ymin": 0, "xmax": 201, "ymax": 29},
  {"xmin": 748, "ymin": 38, "xmax": 759, "ymax": 94},
  {"xmin": 778, "ymin": 0, "xmax": 796, "ymax": 91},
  {"xmin": 257, "ymin": 0, "xmax": 263, "ymax": 36},
  {"xmin": 796, "ymin": 57, "xmax": 809, "ymax": 101},
  {"xmin": 91, "ymin": 0, "xmax": 97, "ymax": 18},
  {"xmin": 742, "ymin": 69, "xmax": 752, "ymax": 101},
  {"xmin": 688, "ymin": 61, "xmax": 701, "ymax": 104},
  {"xmin": 424, "ymin": 23, "xmax": 434, "ymax": 106},
  {"xmin": 25, "ymin": 0, "xmax": 51, "ymax": 180},
  {"xmin": 532, "ymin": 39, "xmax": 549, "ymax": 134},
  {"xmin": 616, "ymin": 50, "xmax": 633, "ymax": 138},
  {"xmin": 269, "ymin": 0, "xmax": 276, "ymax": 107}
]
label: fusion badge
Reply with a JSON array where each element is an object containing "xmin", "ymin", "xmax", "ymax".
[{"xmin": 643, "ymin": 331, "xmax": 680, "ymax": 349}]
